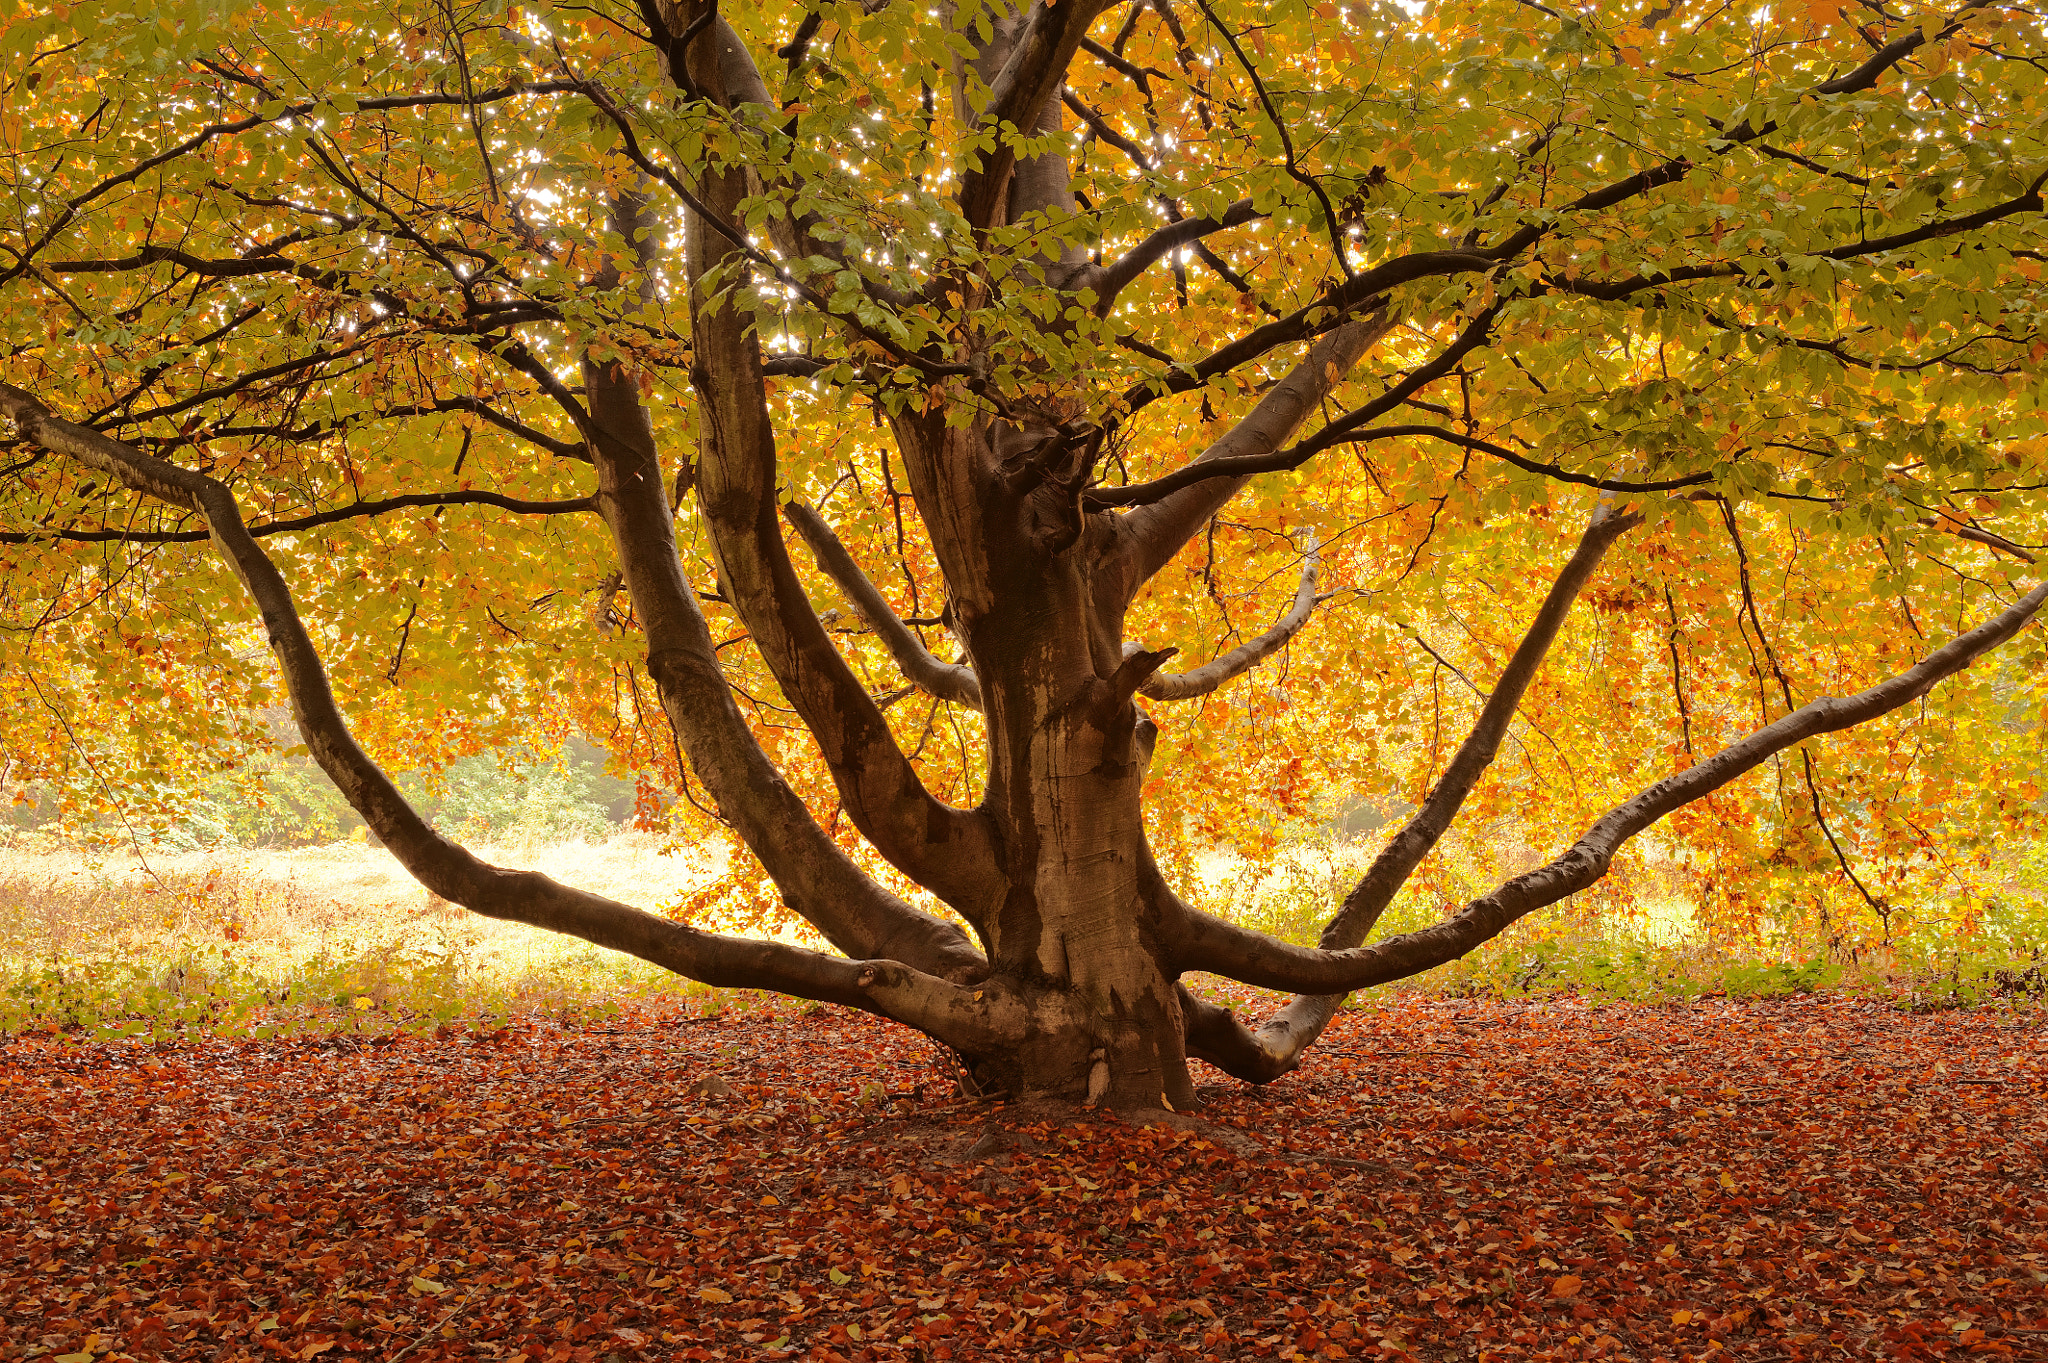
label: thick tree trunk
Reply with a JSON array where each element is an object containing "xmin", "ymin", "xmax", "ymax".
[{"xmin": 880, "ymin": 412, "xmax": 1191, "ymax": 1106}]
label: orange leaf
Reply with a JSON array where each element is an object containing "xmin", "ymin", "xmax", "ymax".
[{"xmin": 1550, "ymin": 1275, "xmax": 1583, "ymax": 1298}]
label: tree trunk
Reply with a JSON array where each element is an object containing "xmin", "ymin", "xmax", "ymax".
[{"xmin": 947, "ymin": 457, "xmax": 1194, "ymax": 1106}]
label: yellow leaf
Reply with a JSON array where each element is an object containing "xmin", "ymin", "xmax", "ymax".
[
  {"xmin": 698, "ymin": 1286, "xmax": 733, "ymax": 1304},
  {"xmin": 409, "ymin": 1276, "xmax": 447, "ymax": 1295}
]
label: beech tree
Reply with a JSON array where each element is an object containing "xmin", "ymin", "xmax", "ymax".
[{"xmin": 3, "ymin": 0, "xmax": 2045, "ymax": 1106}]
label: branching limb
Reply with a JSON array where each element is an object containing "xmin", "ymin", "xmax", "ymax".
[
  {"xmin": 663, "ymin": 118, "xmax": 1004, "ymax": 916},
  {"xmin": 559, "ymin": 194, "xmax": 987, "ymax": 978},
  {"xmin": 1134, "ymin": 536, "xmax": 1319, "ymax": 701},
  {"xmin": 1239, "ymin": 499, "xmax": 1644, "ymax": 1069},
  {"xmin": 1, "ymin": 490, "xmax": 594, "ymax": 545},
  {"xmin": 1087, "ymin": 199, "xmax": 1262, "ymax": 311},
  {"xmin": 0, "ymin": 380, "xmax": 1002, "ymax": 1036},
  {"xmin": 957, "ymin": 0, "xmax": 1118, "ymax": 232},
  {"xmin": 785, "ymin": 500, "xmax": 984, "ymax": 708},
  {"xmin": 1171, "ymin": 578, "xmax": 2048, "ymax": 1067},
  {"xmin": 1115, "ymin": 316, "xmax": 1395, "ymax": 592}
]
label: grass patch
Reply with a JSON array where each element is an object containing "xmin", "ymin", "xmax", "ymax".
[
  {"xmin": 7, "ymin": 830, "xmax": 2046, "ymax": 1042},
  {"xmin": 0, "ymin": 833, "xmax": 795, "ymax": 1040}
]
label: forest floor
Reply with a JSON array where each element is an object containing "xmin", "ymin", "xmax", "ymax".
[{"xmin": 1, "ymin": 992, "xmax": 2044, "ymax": 1363}]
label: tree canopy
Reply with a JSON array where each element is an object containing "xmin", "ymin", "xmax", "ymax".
[{"xmin": 2, "ymin": 0, "xmax": 2044, "ymax": 1104}]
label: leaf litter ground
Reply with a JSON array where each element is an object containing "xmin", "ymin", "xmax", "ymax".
[{"xmin": 3, "ymin": 994, "xmax": 2044, "ymax": 1363}]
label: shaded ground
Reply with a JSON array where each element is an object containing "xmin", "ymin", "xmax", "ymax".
[{"xmin": 2, "ymin": 995, "xmax": 2044, "ymax": 1362}]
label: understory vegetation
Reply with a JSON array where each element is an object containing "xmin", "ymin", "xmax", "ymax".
[{"xmin": 5, "ymin": 806, "xmax": 2042, "ymax": 1044}]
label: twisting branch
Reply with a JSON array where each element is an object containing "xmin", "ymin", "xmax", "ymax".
[
  {"xmin": 1224, "ymin": 498, "xmax": 1643, "ymax": 1074},
  {"xmin": 0, "ymin": 379, "xmax": 1001, "ymax": 1043},
  {"xmin": 1174, "ymin": 576, "xmax": 2048, "ymax": 1079},
  {"xmin": 1089, "ymin": 199, "xmax": 1262, "ymax": 310},
  {"xmin": 784, "ymin": 500, "xmax": 984, "ymax": 709},
  {"xmin": 1087, "ymin": 422, "xmax": 1710, "ymax": 510},
  {"xmin": 1133, "ymin": 536, "xmax": 1320, "ymax": 701}
]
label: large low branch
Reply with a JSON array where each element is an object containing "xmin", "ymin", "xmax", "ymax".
[
  {"xmin": 0, "ymin": 379, "xmax": 1001, "ymax": 1043},
  {"xmin": 784, "ymin": 500, "xmax": 984, "ymax": 709},
  {"xmin": 1134, "ymin": 536, "xmax": 1320, "ymax": 701},
  {"xmin": 1174, "ymin": 576, "xmax": 2048, "ymax": 1077},
  {"xmin": 1244, "ymin": 499, "xmax": 1642, "ymax": 1070},
  {"xmin": 566, "ymin": 196, "xmax": 991, "ymax": 980}
]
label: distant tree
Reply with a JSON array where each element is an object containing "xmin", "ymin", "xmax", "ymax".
[{"xmin": 3, "ymin": 0, "xmax": 2044, "ymax": 1104}]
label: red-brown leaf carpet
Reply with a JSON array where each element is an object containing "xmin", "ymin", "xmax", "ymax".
[{"xmin": 3, "ymin": 995, "xmax": 2044, "ymax": 1362}]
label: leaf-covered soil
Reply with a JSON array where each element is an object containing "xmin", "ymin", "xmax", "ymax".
[{"xmin": 3, "ymin": 995, "xmax": 2044, "ymax": 1362}]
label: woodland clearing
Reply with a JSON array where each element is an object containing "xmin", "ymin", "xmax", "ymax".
[{"xmin": 2, "ymin": 992, "xmax": 2045, "ymax": 1363}]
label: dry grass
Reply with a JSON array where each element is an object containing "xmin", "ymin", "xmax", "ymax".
[
  {"xmin": 5, "ymin": 827, "xmax": 2040, "ymax": 1038},
  {"xmin": 0, "ymin": 833, "xmax": 768, "ymax": 1032}
]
